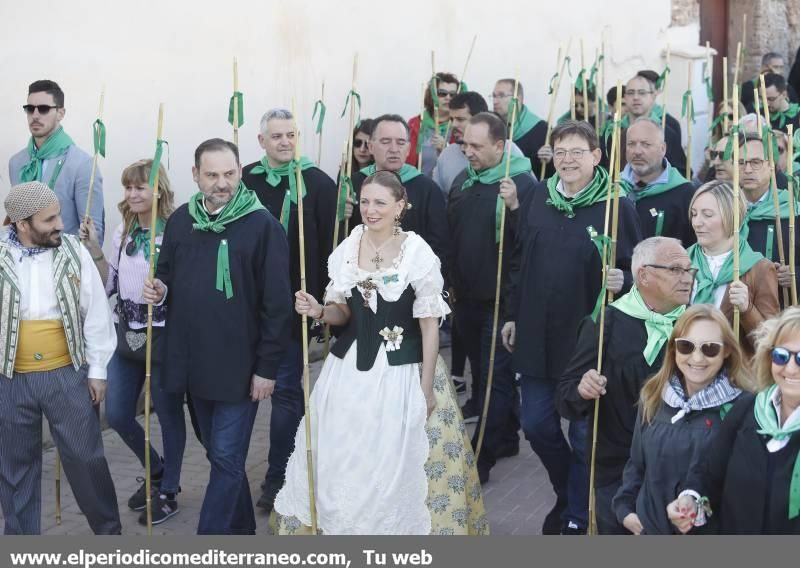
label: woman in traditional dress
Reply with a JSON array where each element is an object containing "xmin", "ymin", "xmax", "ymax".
[{"xmin": 274, "ymin": 170, "xmax": 487, "ymax": 535}]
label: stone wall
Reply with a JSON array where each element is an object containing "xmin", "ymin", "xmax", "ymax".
[
  {"xmin": 730, "ymin": 0, "xmax": 800, "ymax": 80},
  {"xmin": 671, "ymin": 0, "xmax": 700, "ymax": 27}
]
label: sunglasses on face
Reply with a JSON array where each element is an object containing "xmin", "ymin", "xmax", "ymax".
[
  {"xmin": 23, "ymin": 104, "xmax": 60, "ymax": 115},
  {"xmin": 709, "ymin": 150, "xmax": 724, "ymax": 160},
  {"xmin": 771, "ymin": 346, "xmax": 800, "ymax": 367},
  {"xmin": 675, "ymin": 338, "xmax": 723, "ymax": 358},
  {"xmin": 353, "ymin": 139, "xmax": 369, "ymax": 149},
  {"xmin": 437, "ymin": 90, "xmax": 457, "ymax": 98}
]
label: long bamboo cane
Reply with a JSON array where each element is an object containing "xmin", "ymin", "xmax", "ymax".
[
  {"xmin": 343, "ymin": 54, "xmax": 358, "ymax": 238},
  {"xmin": 316, "ymin": 81, "xmax": 325, "ymax": 166},
  {"xmin": 144, "ymin": 103, "xmax": 164, "ymax": 535},
  {"xmin": 599, "ymin": 30, "xmax": 606, "ymax": 131},
  {"xmin": 594, "ymin": 48, "xmax": 601, "ymax": 134},
  {"xmin": 474, "ymin": 72, "xmax": 520, "ymax": 462},
  {"xmin": 706, "ymin": 42, "xmax": 715, "ymax": 145},
  {"xmin": 686, "ymin": 61, "xmax": 694, "ymax": 179},
  {"xmin": 233, "ymin": 57, "xmax": 239, "ymax": 148},
  {"xmin": 417, "ymin": 82, "xmax": 426, "ymax": 171},
  {"xmin": 662, "ymin": 45, "xmax": 671, "ymax": 131},
  {"xmin": 589, "ymin": 83, "xmax": 623, "ymax": 536},
  {"xmin": 789, "ymin": 124, "xmax": 798, "ymax": 306},
  {"xmin": 292, "ymin": 100, "xmax": 319, "ymax": 534},
  {"xmin": 442, "ymin": 35, "xmax": 477, "ymax": 144},
  {"xmin": 431, "ymin": 50, "xmax": 440, "ymax": 138},
  {"xmin": 759, "ymin": 74, "xmax": 790, "ymax": 307},
  {"xmin": 581, "ymin": 40, "xmax": 589, "ymax": 124},
  {"xmin": 332, "ymin": 140, "xmax": 348, "ymax": 249},
  {"xmin": 570, "ymin": 88, "xmax": 577, "ymax": 121},
  {"xmin": 82, "ymin": 89, "xmax": 105, "ymax": 222},
  {"xmin": 741, "ymin": 14, "xmax": 748, "ymax": 81},
  {"xmin": 732, "ymin": 88, "xmax": 741, "ymax": 337},
  {"xmin": 732, "ymin": 42, "xmax": 743, "ymax": 100},
  {"xmin": 723, "ymin": 57, "xmax": 730, "ymax": 133},
  {"xmin": 541, "ymin": 41, "xmax": 571, "ymax": 180}
]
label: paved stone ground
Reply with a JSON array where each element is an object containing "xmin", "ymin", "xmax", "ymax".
[{"xmin": 0, "ymin": 346, "xmax": 555, "ymax": 536}]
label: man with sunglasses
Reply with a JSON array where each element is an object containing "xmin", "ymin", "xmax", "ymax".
[
  {"xmin": 350, "ymin": 114, "xmax": 448, "ymax": 271},
  {"xmin": 9, "ymin": 80, "xmax": 105, "ymax": 245},
  {"xmin": 738, "ymin": 134, "xmax": 800, "ymax": 307},
  {"xmin": 241, "ymin": 108, "xmax": 337, "ymax": 514},
  {"xmin": 555, "ymin": 237, "xmax": 692, "ymax": 534},
  {"xmin": 620, "ymin": 118, "xmax": 696, "ymax": 246},
  {"xmin": 502, "ymin": 120, "xmax": 641, "ymax": 534},
  {"xmin": 406, "ymin": 72, "xmax": 459, "ymax": 177}
]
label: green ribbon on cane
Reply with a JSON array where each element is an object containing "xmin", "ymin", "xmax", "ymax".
[
  {"xmin": 228, "ymin": 91, "xmax": 244, "ymax": 128},
  {"xmin": 656, "ymin": 66, "xmax": 671, "ymax": 91},
  {"xmin": 148, "ymin": 139, "xmax": 167, "ymax": 188},
  {"xmin": 312, "ymin": 99, "xmax": 326, "ymax": 134},
  {"xmin": 681, "ymin": 90, "xmax": 695, "ymax": 124},
  {"xmin": 340, "ymin": 89, "xmax": 362, "ymax": 128},
  {"xmin": 92, "ymin": 119, "xmax": 106, "ymax": 157},
  {"xmin": 587, "ymin": 225, "xmax": 613, "ymax": 322},
  {"xmin": 337, "ymin": 175, "xmax": 353, "ymax": 222}
]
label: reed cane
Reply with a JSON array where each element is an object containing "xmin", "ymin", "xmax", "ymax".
[
  {"xmin": 316, "ymin": 81, "xmax": 325, "ymax": 166},
  {"xmin": 661, "ymin": 45, "xmax": 671, "ymax": 131},
  {"xmin": 233, "ymin": 57, "xmax": 240, "ymax": 148},
  {"xmin": 541, "ymin": 44, "xmax": 568, "ymax": 180},
  {"xmin": 789, "ymin": 124, "xmax": 798, "ymax": 306},
  {"xmin": 82, "ymin": 89, "xmax": 105, "ymax": 222},
  {"xmin": 732, "ymin": 88, "xmax": 741, "ymax": 337},
  {"xmin": 474, "ymin": 72, "xmax": 520, "ymax": 462},
  {"xmin": 343, "ymin": 54, "xmax": 358, "ymax": 237},
  {"xmin": 686, "ymin": 61, "xmax": 694, "ymax": 180}
]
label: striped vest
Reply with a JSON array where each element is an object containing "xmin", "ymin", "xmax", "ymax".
[{"xmin": 0, "ymin": 234, "xmax": 85, "ymax": 378}]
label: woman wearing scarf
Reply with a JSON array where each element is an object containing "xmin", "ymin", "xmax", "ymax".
[
  {"xmin": 613, "ymin": 305, "xmax": 750, "ymax": 534},
  {"xmin": 669, "ymin": 307, "xmax": 800, "ymax": 534},
  {"xmin": 687, "ymin": 180, "xmax": 779, "ymax": 357},
  {"xmin": 80, "ymin": 159, "xmax": 186, "ymax": 526},
  {"xmin": 406, "ymin": 72, "xmax": 459, "ymax": 177}
]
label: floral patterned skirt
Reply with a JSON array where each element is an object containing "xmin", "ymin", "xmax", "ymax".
[{"xmin": 272, "ymin": 352, "xmax": 489, "ymax": 535}]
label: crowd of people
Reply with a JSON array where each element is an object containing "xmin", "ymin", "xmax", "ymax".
[{"xmin": 1, "ymin": 47, "xmax": 800, "ymax": 536}]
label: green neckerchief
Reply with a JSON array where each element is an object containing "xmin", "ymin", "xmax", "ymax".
[
  {"xmin": 509, "ymin": 101, "xmax": 543, "ymax": 141},
  {"xmin": 687, "ymin": 237, "xmax": 764, "ymax": 305},
  {"xmin": 772, "ymin": 103, "xmax": 800, "ymax": 130},
  {"xmin": 418, "ymin": 109, "xmax": 449, "ymax": 149},
  {"xmin": 19, "ymin": 126, "xmax": 74, "ymax": 183},
  {"xmin": 187, "ymin": 183, "xmax": 265, "ymax": 299},
  {"xmin": 622, "ymin": 165, "xmax": 689, "ymax": 202},
  {"xmin": 753, "ymin": 384, "xmax": 800, "ymax": 519},
  {"xmin": 460, "ymin": 153, "xmax": 532, "ymax": 243},
  {"xmin": 250, "ymin": 156, "xmax": 316, "ymax": 232},
  {"xmin": 127, "ymin": 218, "xmax": 166, "ymax": 261},
  {"xmin": 610, "ymin": 286, "xmax": 686, "ymax": 365},
  {"xmin": 744, "ymin": 186, "xmax": 791, "ymax": 222},
  {"xmin": 546, "ymin": 167, "xmax": 624, "ymax": 218},
  {"xmin": 359, "ymin": 163, "xmax": 422, "ymax": 184}
]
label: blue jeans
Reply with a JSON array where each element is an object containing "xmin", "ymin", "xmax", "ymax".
[
  {"xmin": 454, "ymin": 300, "xmax": 520, "ymax": 471},
  {"xmin": 520, "ymin": 375, "xmax": 588, "ymax": 529},
  {"xmin": 190, "ymin": 396, "xmax": 258, "ymax": 535},
  {"xmin": 265, "ymin": 340, "xmax": 304, "ymax": 486},
  {"xmin": 105, "ymin": 350, "xmax": 186, "ymax": 494}
]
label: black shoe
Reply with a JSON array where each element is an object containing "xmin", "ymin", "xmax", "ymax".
[
  {"xmin": 495, "ymin": 442, "xmax": 520, "ymax": 459},
  {"xmin": 541, "ymin": 500, "xmax": 566, "ymax": 535},
  {"xmin": 139, "ymin": 493, "xmax": 179, "ymax": 526},
  {"xmin": 561, "ymin": 521, "xmax": 587, "ymax": 535},
  {"xmin": 128, "ymin": 476, "xmax": 161, "ymax": 512},
  {"xmin": 257, "ymin": 479, "xmax": 283, "ymax": 512},
  {"xmin": 460, "ymin": 399, "xmax": 480, "ymax": 424},
  {"xmin": 452, "ymin": 376, "xmax": 467, "ymax": 395}
]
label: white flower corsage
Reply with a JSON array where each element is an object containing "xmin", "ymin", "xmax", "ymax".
[{"xmin": 379, "ymin": 326, "xmax": 404, "ymax": 351}]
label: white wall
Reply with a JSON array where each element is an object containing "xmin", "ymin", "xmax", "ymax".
[{"xmin": 0, "ymin": 0, "xmax": 694, "ymax": 246}]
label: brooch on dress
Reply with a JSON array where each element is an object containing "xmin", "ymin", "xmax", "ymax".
[
  {"xmin": 379, "ymin": 326, "xmax": 404, "ymax": 351},
  {"xmin": 356, "ymin": 277, "xmax": 378, "ymax": 307}
]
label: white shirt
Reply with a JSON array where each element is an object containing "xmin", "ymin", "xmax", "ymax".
[
  {"xmin": 13, "ymin": 243, "xmax": 116, "ymax": 379},
  {"xmin": 556, "ymin": 178, "xmax": 592, "ymax": 199},
  {"xmin": 767, "ymin": 387, "xmax": 800, "ymax": 453}
]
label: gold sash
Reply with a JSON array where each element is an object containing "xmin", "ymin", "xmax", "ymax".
[{"xmin": 14, "ymin": 320, "xmax": 71, "ymax": 373}]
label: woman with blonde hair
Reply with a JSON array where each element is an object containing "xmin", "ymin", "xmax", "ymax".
[
  {"xmin": 687, "ymin": 180, "xmax": 779, "ymax": 357},
  {"xmin": 669, "ymin": 307, "xmax": 800, "ymax": 534},
  {"xmin": 613, "ymin": 305, "xmax": 749, "ymax": 534},
  {"xmin": 80, "ymin": 158, "xmax": 185, "ymax": 526}
]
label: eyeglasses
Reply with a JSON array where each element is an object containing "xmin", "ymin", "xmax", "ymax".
[
  {"xmin": 675, "ymin": 338, "xmax": 723, "ymax": 358},
  {"xmin": 490, "ymin": 93, "xmax": 512, "ymax": 100},
  {"xmin": 644, "ymin": 264, "xmax": 699, "ymax": 278},
  {"xmin": 738, "ymin": 158, "xmax": 766, "ymax": 171},
  {"xmin": 708, "ymin": 150, "xmax": 725, "ymax": 160},
  {"xmin": 626, "ymin": 90, "xmax": 654, "ymax": 97},
  {"xmin": 437, "ymin": 89, "xmax": 457, "ymax": 98},
  {"xmin": 553, "ymin": 148, "xmax": 590, "ymax": 161},
  {"xmin": 353, "ymin": 139, "xmax": 369, "ymax": 149},
  {"xmin": 771, "ymin": 346, "xmax": 800, "ymax": 367},
  {"xmin": 23, "ymin": 104, "xmax": 59, "ymax": 115}
]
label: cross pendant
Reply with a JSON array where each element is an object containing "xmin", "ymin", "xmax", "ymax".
[{"xmin": 371, "ymin": 252, "xmax": 383, "ymax": 269}]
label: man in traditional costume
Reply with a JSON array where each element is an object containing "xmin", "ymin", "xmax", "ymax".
[
  {"xmin": 0, "ymin": 182, "xmax": 119, "ymax": 535},
  {"xmin": 144, "ymin": 139, "xmax": 292, "ymax": 534},
  {"xmin": 502, "ymin": 120, "xmax": 642, "ymax": 534},
  {"xmin": 242, "ymin": 108, "xmax": 337, "ymax": 514},
  {"xmin": 448, "ymin": 112, "xmax": 536, "ymax": 482},
  {"xmin": 9, "ymin": 80, "xmax": 105, "ymax": 243},
  {"xmin": 556, "ymin": 237, "xmax": 692, "ymax": 534},
  {"xmin": 621, "ymin": 118, "xmax": 696, "ymax": 246}
]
